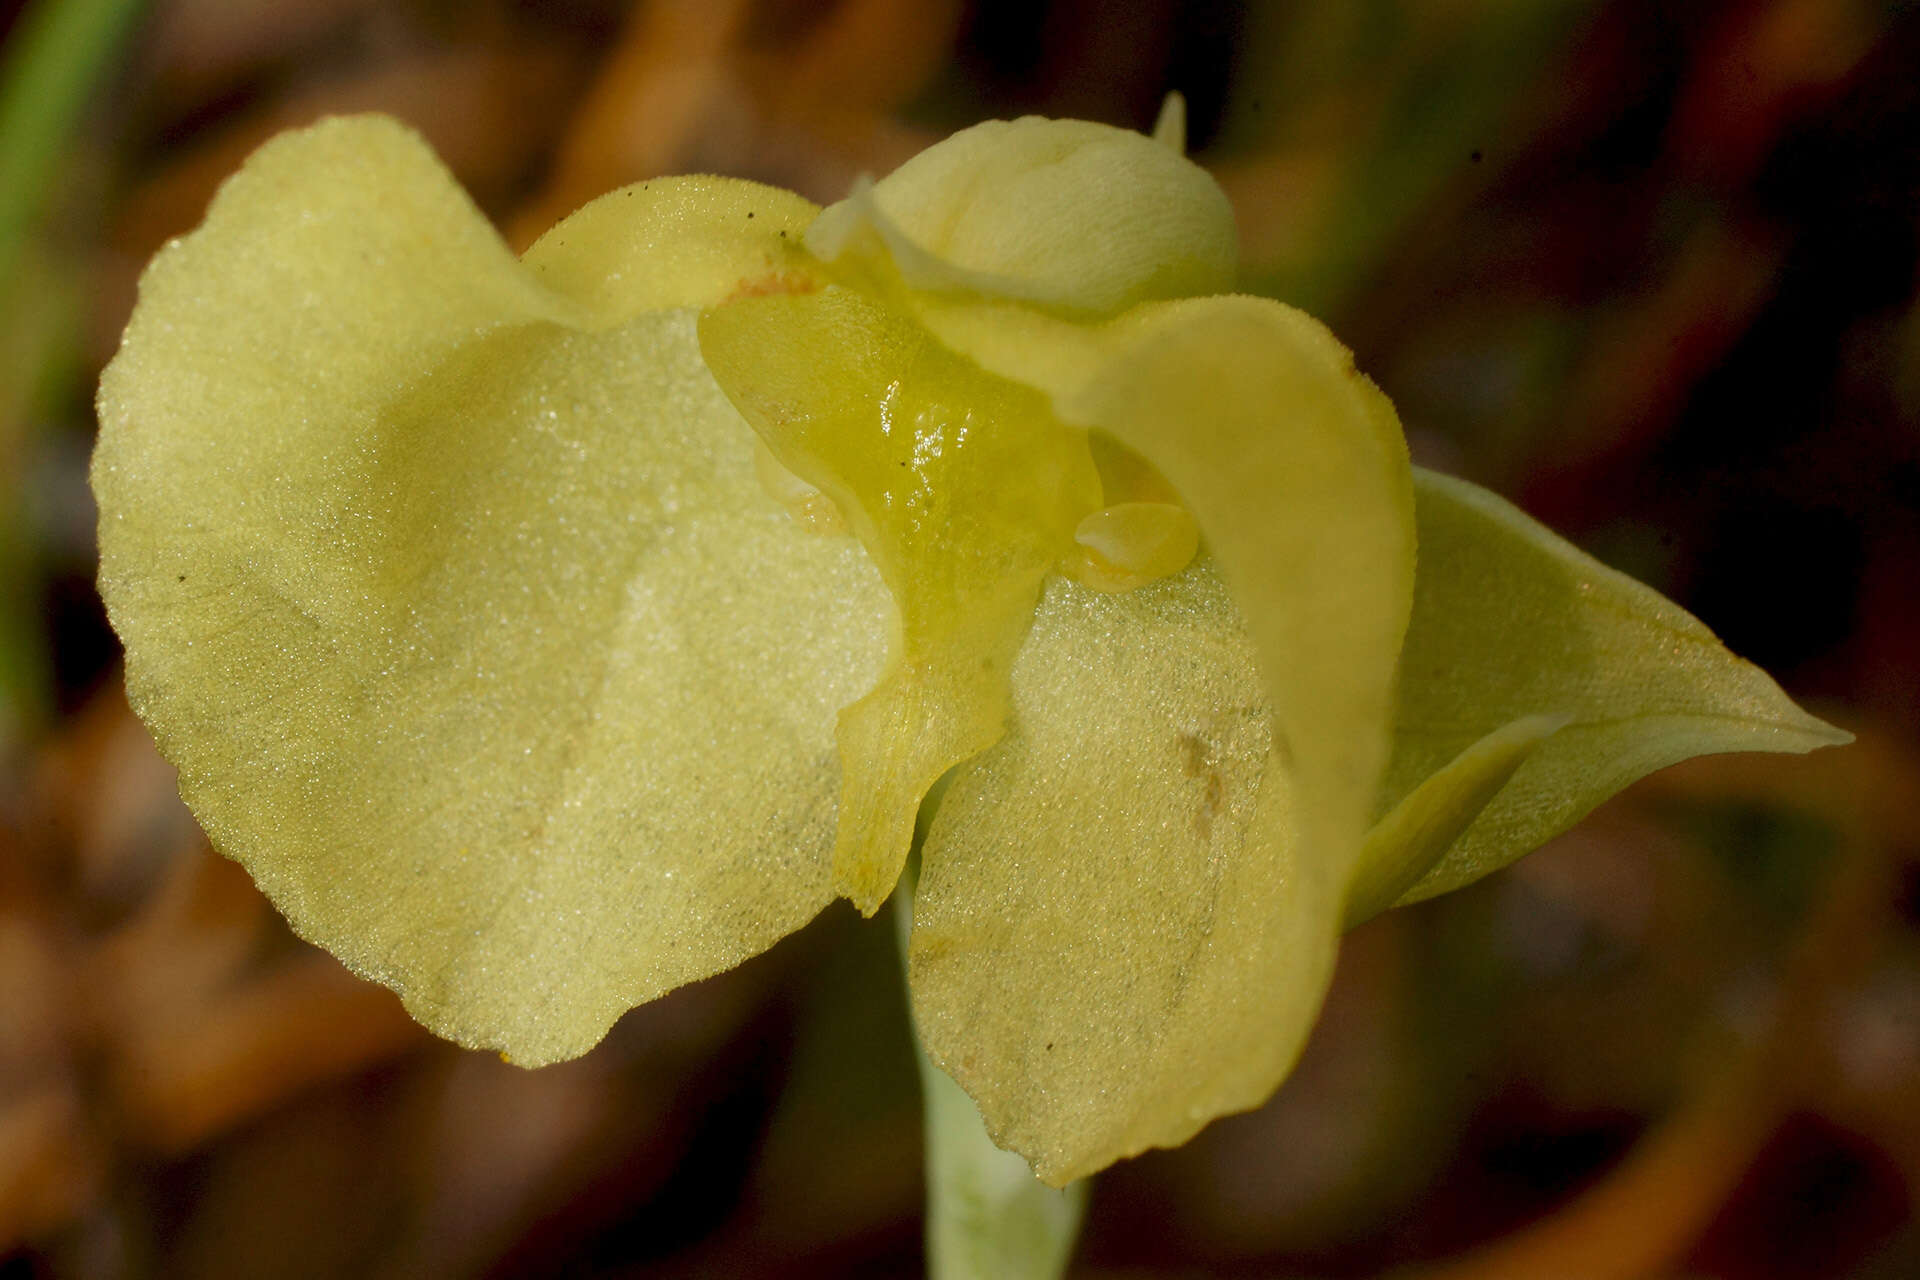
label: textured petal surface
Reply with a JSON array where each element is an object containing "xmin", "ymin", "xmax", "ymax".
[
  {"xmin": 93, "ymin": 115, "xmax": 890, "ymax": 1065},
  {"xmin": 913, "ymin": 296, "xmax": 1415, "ymax": 1183},
  {"xmin": 523, "ymin": 175, "xmax": 823, "ymax": 324},
  {"xmin": 700, "ymin": 285, "xmax": 1100, "ymax": 913},
  {"xmin": 913, "ymin": 565, "xmax": 1278, "ymax": 1185},
  {"xmin": 981, "ymin": 295, "xmax": 1417, "ymax": 864},
  {"xmin": 1371, "ymin": 468, "xmax": 1850, "ymax": 906},
  {"xmin": 807, "ymin": 116, "xmax": 1236, "ymax": 317}
]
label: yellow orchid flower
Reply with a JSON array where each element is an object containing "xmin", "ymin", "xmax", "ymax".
[{"xmin": 91, "ymin": 111, "xmax": 1846, "ymax": 1188}]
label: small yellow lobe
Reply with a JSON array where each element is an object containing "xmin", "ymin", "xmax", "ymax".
[{"xmin": 1069, "ymin": 502, "xmax": 1200, "ymax": 592}]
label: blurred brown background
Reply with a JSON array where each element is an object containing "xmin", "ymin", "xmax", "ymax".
[{"xmin": 1, "ymin": 0, "xmax": 1917, "ymax": 1276}]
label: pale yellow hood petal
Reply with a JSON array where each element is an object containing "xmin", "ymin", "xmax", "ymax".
[{"xmin": 808, "ymin": 116, "xmax": 1236, "ymax": 316}]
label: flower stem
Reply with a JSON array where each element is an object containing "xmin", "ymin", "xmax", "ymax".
[
  {"xmin": 893, "ymin": 856, "xmax": 1088, "ymax": 1280},
  {"xmin": 0, "ymin": 0, "xmax": 145, "ymax": 296}
]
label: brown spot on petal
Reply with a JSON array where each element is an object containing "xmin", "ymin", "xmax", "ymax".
[{"xmin": 1178, "ymin": 730, "xmax": 1225, "ymax": 841}]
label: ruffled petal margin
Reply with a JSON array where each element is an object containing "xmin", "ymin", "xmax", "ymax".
[{"xmin": 93, "ymin": 115, "xmax": 891, "ymax": 1065}]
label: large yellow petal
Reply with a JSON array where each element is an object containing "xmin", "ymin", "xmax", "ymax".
[
  {"xmin": 927, "ymin": 294, "xmax": 1415, "ymax": 867},
  {"xmin": 93, "ymin": 115, "xmax": 890, "ymax": 1065},
  {"xmin": 912, "ymin": 564, "xmax": 1282, "ymax": 1185},
  {"xmin": 911, "ymin": 296, "xmax": 1415, "ymax": 1183},
  {"xmin": 1366, "ymin": 468, "xmax": 1850, "ymax": 907},
  {"xmin": 1067, "ymin": 298, "xmax": 1415, "ymax": 860}
]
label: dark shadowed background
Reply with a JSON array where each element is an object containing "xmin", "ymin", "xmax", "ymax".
[{"xmin": 1, "ymin": 1, "xmax": 1916, "ymax": 1276}]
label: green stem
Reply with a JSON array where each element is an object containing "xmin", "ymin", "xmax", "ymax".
[
  {"xmin": 0, "ymin": 0, "xmax": 145, "ymax": 295},
  {"xmin": 894, "ymin": 858, "xmax": 1088, "ymax": 1280}
]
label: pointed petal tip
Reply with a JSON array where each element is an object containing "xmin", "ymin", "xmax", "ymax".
[
  {"xmin": 1378, "ymin": 468, "xmax": 1860, "ymax": 905},
  {"xmin": 1152, "ymin": 92, "xmax": 1188, "ymax": 154},
  {"xmin": 1793, "ymin": 711, "xmax": 1855, "ymax": 750}
]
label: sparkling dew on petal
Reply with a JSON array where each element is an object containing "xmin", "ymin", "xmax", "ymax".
[{"xmin": 1069, "ymin": 501, "xmax": 1201, "ymax": 593}]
